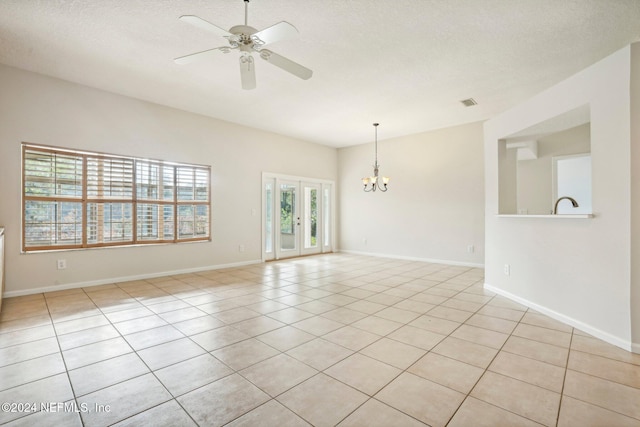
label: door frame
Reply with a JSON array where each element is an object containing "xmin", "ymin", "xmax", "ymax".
[{"xmin": 262, "ymin": 173, "xmax": 335, "ymax": 261}]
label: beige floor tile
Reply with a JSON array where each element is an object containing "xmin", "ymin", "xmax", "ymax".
[
  {"xmin": 441, "ymin": 298, "xmax": 484, "ymax": 313},
  {"xmin": 0, "ymin": 324, "xmax": 56, "ymax": 348},
  {"xmin": 520, "ymin": 312, "xmax": 573, "ymax": 333},
  {"xmin": 471, "ymin": 371, "xmax": 560, "ymax": 426},
  {"xmin": 325, "ymin": 353, "xmax": 401, "ymax": 395},
  {"xmin": 512, "ymin": 323, "xmax": 572, "ymax": 348},
  {"xmin": 448, "ymin": 397, "xmax": 541, "ymax": 427},
  {"xmin": 464, "ymin": 313, "xmax": 517, "ymax": 334},
  {"xmin": 489, "ymin": 351, "xmax": 565, "ymax": 392},
  {"xmin": 212, "ymin": 338, "xmax": 279, "ymax": 371},
  {"xmin": 231, "ymin": 316, "xmax": 286, "ymax": 337},
  {"xmin": 571, "ymin": 334, "xmax": 640, "ymax": 365},
  {"xmin": 103, "ymin": 306, "xmax": 154, "ymax": 323},
  {"xmin": 194, "ymin": 299, "xmax": 240, "ymax": 314},
  {"xmin": 0, "ymin": 314, "xmax": 51, "ymax": 334},
  {"xmin": 557, "ymin": 395, "xmax": 640, "ymax": 427},
  {"xmin": 226, "ymin": 400, "xmax": 311, "ymax": 427},
  {"xmin": 323, "ymin": 325, "xmax": 381, "ymax": 351},
  {"xmin": 245, "ymin": 300, "xmax": 291, "ymax": 314},
  {"xmin": 563, "ymin": 370, "xmax": 640, "ymax": 420},
  {"xmin": 53, "ymin": 314, "xmax": 110, "ymax": 335},
  {"xmin": 432, "ymin": 336, "xmax": 499, "ymax": 368},
  {"xmin": 62, "ymin": 337, "xmax": 133, "ymax": 370},
  {"xmin": 0, "ymin": 374, "xmax": 75, "ymax": 425},
  {"xmin": 569, "ymin": 349, "xmax": 640, "ymax": 389},
  {"xmin": 360, "ymin": 337, "xmax": 426, "ymax": 369},
  {"xmin": 78, "ymin": 373, "xmax": 172, "ymax": 427},
  {"xmin": 387, "ymin": 325, "xmax": 446, "ymax": 350},
  {"xmin": 286, "ymin": 338, "xmax": 353, "ymax": 370},
  {"xmin": 292, "ymin": 316, "xmax": 344, "ymax": 336},
  {"xmin": 240, "ymin": 354, "xmax": 317, "ymax": 397},
  {"xmin": 376, "ymin": 372, "xmax": 465, "ymax": 427},
  {"xmin": 155, "ymin": 353, "xmax": 233, "ymax": 396},
  {"xmin": 427, "ymin": 305, "xmax": 473, "ymax": 322},
  {"xmin": 344, "ymin": 300, "xmax": 387, "ymax": 315},
  {"xmin": 57, "ymin": 325, "xmax": 120, "ymax": 351},
  {"xmin": 319, "ymin": 294, "xmax": 359, "ymax": 307},
  {"xmin": 351, "ymin": 316, "xmax": 403, "ymax": 336},
  {"xmin": 476, "ymin": 305, "xmax": 525, "ymax": 322},
  {"xmin": 296, "ymin": 300, "xmax": 338, "ymax": 314},
  {"xmin": 266, "ymin": 307, "xmax": 316, "ymax": 324},
  {"xmin": 123, "ymin": 324, "xmax": 184, "ymax": 350},
  {"xmin": 111, "ymin": 400, "xmax": 197, "ymax": 427},
  {"xmin": 502, "ymin": 335, "xmax": 569, "ymax": 367},
  {"xmin": 411, "ymin": 292, "xmax": 448, "ymax": 305},
  {"xmin": 374, "ymin": 306, "xmax": 421, "ymax": 324},
  {"xmin": 274, "ymin": 294, "xmax": 315, "ymax": 306},
  {"xmin": 157, "ymin": 306, "xmax": 208, "ymax": 323},
  {"xmin": 320, "ymin": 307, "xmax": 368, "ymax": 324},
  {"xmin": 212, "ymin": 307, "xmax": 262, "ymax": 324},
  {"xmin": 277, "ymin": 373, "xmax": 368, "ymax": 427},
  {"xmin": 408, "ymin": 352, "xmax": 484, "ymax": 394},
  {"xmin": 255, "ymin": 325, "xmax": 315, "ymax": 351},
  {"xmin": 69, "ymin": 352, "xmax": 149, "ymax": 396},
  {"xmin": 178, "ymin": 374, "xmax": 269, "ymax": 426},
  {"xmin": 137, "ymin": 337, "xmax": 206, "ymax": 370},
  {"xmin": 0, "ymin": 352, "xmax": 66, "ymax": 392},
  {"xmin": 113, "ymin": 314, "xmax": 168, "ymax": 335},
  {"xmin": 190, "ymin": 325, "xmax": 250, "ymax": 351},
  {"xmin": 0, "ymin": 337, "xmax": 59, "ymax": 367},
  {"xmin": 338, "ymin": 398, "xmax": 427, "ymax": 427},
  {"xmin": 171, "ymin": 315, "xmax": 226, "ymax": 335},
  {"xmin": 451, "ymin": 324, "xmax": 509, "ymax": 349},
  {"xmin": 409, "ymin": 314, "xmax": 460, "ymax": 335}
]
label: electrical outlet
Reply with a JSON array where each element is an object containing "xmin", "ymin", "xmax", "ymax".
[
  {"xmin": 362, "ymin": 238, "xmax": 367, "ymax": 245},
  {"xmin": 57, "ymin": 259, "xmax": 67, "ymax": 270},
  {"xmin": 239, "ymin": 244, "xmax": 245, "ymax": 253},
  {"xmin": 503, "ymin": 264, "xmax": 510, "ymax": 276},
  {"xmin": 467, "ymin": 245, "xmax": 474, "ymax": 253}
]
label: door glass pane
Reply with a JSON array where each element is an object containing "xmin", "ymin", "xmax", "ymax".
[
  {"xmin": 323, "ymin": 187, "xmax": 330, "ymax": 247},
  {"xmin": 280, "ymin": 184, "xmax": 296, "ymax": 250},
  {"xmin": 304, "ymin": 187, "xmax": 318, "ymax": 249},
  {"xmin": 265, "ymin": 181, "xmax": 273, "ymax": 253}
]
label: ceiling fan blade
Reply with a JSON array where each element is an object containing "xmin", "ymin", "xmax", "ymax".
[
  {"xmin": 179, "ymin": 15, "xmax": 233, "ymax": 39},
  {"xmin": 174, "ymin": 47, "xmax": 231, "ymax": 65},
  {"xmin": 251, "ymin": 21, "xmax": 299, "ymax": 48},
  {"xmin": 258, "ymin": 49, "xmax": 313, "ymax": 80},
  {"xmin": 240, "ymin": 55, "xmax": 256, "ymax": 90}
]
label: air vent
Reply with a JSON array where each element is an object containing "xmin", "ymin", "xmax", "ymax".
[{"xmin": 460, "ymin": 98, "xmax": 477, "ymax": 107}]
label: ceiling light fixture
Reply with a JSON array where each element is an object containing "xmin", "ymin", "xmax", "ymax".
[{"xmin": 362, "ymin": 123, "xmax": 389, "ymax": 192}]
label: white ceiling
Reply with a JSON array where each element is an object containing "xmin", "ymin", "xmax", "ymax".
[{"xmin": 1, "ymin": 0, "xmax": 639, "ymax": 148}]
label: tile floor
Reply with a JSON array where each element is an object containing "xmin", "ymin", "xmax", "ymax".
[{"xmin": 1, "ymin": 253, "xmax": 639, "ymax": 427}]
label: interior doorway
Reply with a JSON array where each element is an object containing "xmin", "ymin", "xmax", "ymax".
[{"xmin": 262, "ymin": 174, "xmax": 333, "ymax": 260}]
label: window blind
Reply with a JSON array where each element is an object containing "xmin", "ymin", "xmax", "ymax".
[{"xmin": 22, "ymin": 144, "xmax": 211, "ymax": 251}]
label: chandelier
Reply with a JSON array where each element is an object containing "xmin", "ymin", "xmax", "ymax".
[{"xmin": 362, "ymin": 123, "xmax": 389, "ymax": 192}]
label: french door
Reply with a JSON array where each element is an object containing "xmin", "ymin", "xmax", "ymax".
[{"xmin": 263, "ymin": 175, "xmax": 333, "ymax": 260}]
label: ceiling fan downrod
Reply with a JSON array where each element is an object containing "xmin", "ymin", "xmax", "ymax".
[{"xmin": 244, "ymin": 0, "xmax": 249, "ymax": 26}]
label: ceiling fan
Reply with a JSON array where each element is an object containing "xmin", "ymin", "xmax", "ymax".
[{"xmin": 174, "ymin": 0, "xmax": 313, "ymax": 90}]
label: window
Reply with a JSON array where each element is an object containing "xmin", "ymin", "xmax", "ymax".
[{"xmin": 22, "ymin": 144, "xmax": 210, "ymax": 252}]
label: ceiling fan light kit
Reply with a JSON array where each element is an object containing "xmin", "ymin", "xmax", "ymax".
[{"xmin": 175, "ymin": 0, "xmax": 313, "ymax": 90}]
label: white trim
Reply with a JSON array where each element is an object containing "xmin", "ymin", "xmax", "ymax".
[
  {"xmin": 3, "ymin": 259, "xmax": 263, "ymax": 298},
  {"xmin": 484, "ymin": 282, "xmax": 638, "ymax": 354},
  {"xmin": 339, "ymin": 249, "xmax": 484, "ymax": 268},
  {"xmin": 497, "ymin": 214, "xmax": 593, "ymax": 219}
]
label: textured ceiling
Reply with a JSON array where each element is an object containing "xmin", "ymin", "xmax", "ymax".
[{"xmin": 1, "ymin": 0, "xmax": 639, "ymax": 147}]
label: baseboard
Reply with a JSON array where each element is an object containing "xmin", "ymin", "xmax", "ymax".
[
  {"xmin": 484, "ymin": 283, "xmax": 638, "ymax": 354},
  {"xmin": 3, "ymin": 259, "xmax": 263, "ymax": 298},
  {"xmin": 338, "ymin": 249, "xmax": 484, "ymax": 269}
]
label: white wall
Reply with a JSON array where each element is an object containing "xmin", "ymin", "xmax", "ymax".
[
  {"xmin": 630, "ymin": 42, "xmax": 640, "ymax": 349},
  {"xmin": 0, "ymin": 64, "xmax": 337, "ymax": 295},
  {"xmin": 485, "ymin": 44, "xmax": 636, "ymax": 351},
  {"xmin": 338, "ymin": 122, "xmax": 484, "ymax": 267}
]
